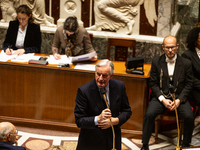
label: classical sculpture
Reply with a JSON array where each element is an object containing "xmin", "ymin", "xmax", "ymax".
[
  {"xmin": 0, "ymin": 0, "xmax": 18, "ymax": 22},
  {"xmin": 86, "ymin": 0, "xmax": 157, "ymax": 35},
  {"xmin": 24, "ymin": 0, "xmax": 56, "ymax": 27},
  {"xmin": 0, "ymin": 0, "xmax": 56, "ymax": 27}
]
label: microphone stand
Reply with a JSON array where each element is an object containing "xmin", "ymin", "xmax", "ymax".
[
  {"xmin": 169, "ymin": 86, "xmax": 180, "ymax": 150},
  {"xmin": 100, "ymin": 88, "xmax": 116, "ymax": 150}
]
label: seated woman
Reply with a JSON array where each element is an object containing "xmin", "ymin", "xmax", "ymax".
[
  {"xmin": 52, "ymin": 16, "xmax": 97, "ymax": 61},
  {"xmin": 3, "ymin": 4, "xmax": 42, "ymax": 55}
]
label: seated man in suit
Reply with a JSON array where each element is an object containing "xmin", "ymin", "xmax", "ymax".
[
  {"xmin": 182, "ymin": 27, "xmax": 200, "ymax": 110},
  {"xmin": 0, "ymin": 122, "xmax": 26, "ymax": 150},
  {"xmin": 74, "ymin": 59, "xmax": 132, "ymax": 150},
  {"xmin": 141, "ymin": 35, "xmax": 194, "ymax": 150}
]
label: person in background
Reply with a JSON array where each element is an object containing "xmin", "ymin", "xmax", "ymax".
[
  {"xmin": 52, "ymin": 16, "xmax": 97, "ymax": 61},
  {"xmin": 141, "ymin": 35, "xmax": 194, "ymax": 150},
  {"xmin": 0, "ymin": 122, "xmax": 26, "ymax": 150},
  {"xmin": 3, "ymin": 4, "xmax": 41, "ymax": 55},
  {"xmin": 74, "ymin": 59, "xmax": 132, "ymax": 150},
  {"xmin": 182, "ymin": 27, "xmax": 200, "ymax": 110}
]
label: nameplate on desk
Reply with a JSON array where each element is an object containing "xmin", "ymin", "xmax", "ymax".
[{"xmin": 29, "ymin": 59, "xmax": 48, "ymax": 65}]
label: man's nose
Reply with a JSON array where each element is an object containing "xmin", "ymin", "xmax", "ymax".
[{"xmin": 99, "ymin": 75, "xmax": 104, "ymax": 80}]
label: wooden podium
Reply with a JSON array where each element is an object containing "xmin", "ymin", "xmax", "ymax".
[{"xmin": 0, "ymin": 54, "xmax": 151, "ymax": 138}]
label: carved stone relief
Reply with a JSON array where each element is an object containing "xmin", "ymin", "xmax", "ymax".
[
  {"xmin": 57, "ymin": 0, "xmax": 83, "ymax": 28},
  {"xmin": 65, "ymin": 0, "xmax": 76, "ymax": 13},
  {"xmin": 86, "ymin": 0, "xmax": 158, "ymax": 35},
  {"xmin": 0, "ymin": 0, "xmax": 56, "ymax": 27}
]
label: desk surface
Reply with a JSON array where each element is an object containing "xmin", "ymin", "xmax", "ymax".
[
  {"xmin": 0, "ymin": 53, "xmax": 151, "ymax": 137},
  {"xmin": 4, "ymin": 53, "xmax": 151, "ymax": 78}
]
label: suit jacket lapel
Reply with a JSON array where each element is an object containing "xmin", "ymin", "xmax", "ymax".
[
  {"xmin": 160, "ymin": 55, "xmax": 169, "ymax": 86},
  {"xmin": 173, "ymin": 55, "xmax": 182, "ymax": 88},
  {"xmin": 109, "ymin": 80, "xmax": 117, "ymax": 111},
  {"xmin": 192, "ymin": 50, "xmax": 200, "ymax": 67}
]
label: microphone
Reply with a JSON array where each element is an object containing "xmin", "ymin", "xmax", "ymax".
[
  {"xmin": 169, "ymin": 85, "xmax": 180, "ymax": 150},
  {"xmin": 100, "ymin": 88, "xmax": 116, "ymax": 150},
  {"xmin": 100, "ymin": 88, "xmax": 109, "ymax": 108}
]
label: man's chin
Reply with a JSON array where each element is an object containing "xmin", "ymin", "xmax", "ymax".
[{"xmin": 97, "ymin": 84, "xmax": 105, "ymax": 88}]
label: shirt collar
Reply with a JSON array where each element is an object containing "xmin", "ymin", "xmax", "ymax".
[
  {"xmin": 165, "ymin": 54, "xmax": 177, "ymax": 63},
  {"xmin": 98, "ymin": 83, "xmax": 109, "ymax": 91},
  {"xmin": 195, "ymin": 47, "xmax": 200, "ymax": 53}
]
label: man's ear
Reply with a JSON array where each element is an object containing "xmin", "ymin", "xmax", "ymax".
[
  {"xmin": 162, "ymin": 45, "xmax": 164, "ymax": 50},
  {"xmin": 6, "ymin": 134, "xmax": 10, "ymax": 141},
  {"xmin": 110, "ymin": 74, "xmax": 113, "ymax": 79}
]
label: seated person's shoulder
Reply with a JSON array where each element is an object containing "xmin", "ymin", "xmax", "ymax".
[
  {"xmin": 79, "ymin": 26, "xmax": 88, "ymax": 33},
  {"xmin": 9, "ymin": 20, "xmax": 18, "ymax": 26}
]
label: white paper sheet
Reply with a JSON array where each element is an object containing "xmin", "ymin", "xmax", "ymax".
[
  {"xmin": 11, "ymin": 53, "xmax": 35, "ymax": 62},
  {"xmin": 0, "ymin": 50, "xmax": 18, "ymax": 62},
  {"xmin": 47, "ymin": 55, "xmax": 72, "ymax": 65},
  {"xmin": 71, "ymin": 51, "xmax": 96, "ymax": 62},
  {"xmin": 74, "ymin": 63, "xmax": 95, "ymax": 71}
]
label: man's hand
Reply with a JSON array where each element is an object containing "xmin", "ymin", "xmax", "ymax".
[
  {"xmin": 162, "ymin": 99, "xmax": 173, "ymax": 110},
  {"xmin": 97, "ymin": 109, "xmax": 111, "ymax": 123},
  {"xmin": 162, "ymin": 99, "xmax": 181, "ymax": 111},
  {"xmin": 170, "ymin": 99, "xmax": 181, "ymax": 111},
  {"xmin": 98, "ymin": 118, "xmax": 111, "ymax": 129}
]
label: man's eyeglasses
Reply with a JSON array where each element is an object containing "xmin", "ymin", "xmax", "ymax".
[
  {"xmin": 164, "ymin": 46, "xmax": 177, "ymax": 51},
  {"xmin": 96, "ymin": 72, "xmax": 109, "ymax": 78},
  {"xmin": 10, "ymin": 129, "xmax": 18, "ymax": 135}
]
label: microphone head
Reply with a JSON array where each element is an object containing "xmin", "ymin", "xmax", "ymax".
[
  {"xmin": 100, "ymin": 88, "xmax": 106, "ymax": 94},
  {"xmin": 169, "ymin": 85, "xmax": 174, "ymax": 93}
]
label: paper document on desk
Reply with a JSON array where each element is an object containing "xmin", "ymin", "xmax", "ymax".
[
  {"xmin": 74, "ymin": 63, "xmax": 95, "ymax": 71},
  {"xmin": 11, "ymin": 53, "xmax": 35, "ymax": 62},
  {"xmin": 71, "ymin": 51, "xmax": 96, "ymax": 62},
  {"xmin": 47, "ymin": 55, "xmax": 72, "ymax": 64},
  {"xmin": 30, "ymin": 55, "xmax": 42, "ymax": 60},
  {"xmin": 0, "ymin": 50, "xmax": 18, "ymax": 62}
]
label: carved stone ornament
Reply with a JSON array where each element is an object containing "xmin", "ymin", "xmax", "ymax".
[
  {"xmin": 86, "ymin": 0, "xmax": 157, "ymax": 35},
  {"xmin": 65, "ymin": 0, "xmax": 76, "ymax": 13},
  {"xmin": 0, "ymin": 0, "xmax": 56, "ymax": 27}
]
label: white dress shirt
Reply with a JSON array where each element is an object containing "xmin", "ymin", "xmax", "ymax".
[
  {"xmin": 15, "ymin": 24, "xmax": 28, "ymax": 48},
  {"xmin": 195, "ymin": 47, "xmax": 200, "ymax": 59},
  {"xmin": 158, "ymin": 54, "xmax": 177, "ymax": 102}
]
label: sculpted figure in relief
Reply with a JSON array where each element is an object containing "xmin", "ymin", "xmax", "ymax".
[
  {"xmin": 86, "ymin": 0, "xmax": 157, "ymax": 35},
  {"xmin": 0, "ymin": 0, "xmax": 56, "ymax": 27},
  {"xmin": 24, "ymin": 0, "xmax": 56, "ymax": 27},
  {"xmin": 0, "ymin": 0, "xmax": 19, "ymax": 22}
]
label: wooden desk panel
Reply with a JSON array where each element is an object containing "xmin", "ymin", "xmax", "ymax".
[{"xmin": 0, "ymin": 60, "xmax": 150, "ymax": 136}]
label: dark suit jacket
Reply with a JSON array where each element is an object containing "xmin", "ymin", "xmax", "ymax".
[
  {"xmin": 74, "ymin": 79, "xmax": 132, "ymax": 150},
  {"xmin": 0, "ymin": 142, "xmax": 26, "ymax": 150},
  {"xmin": 150, "ymin": 54, "xmax": 193, "ymax": 103},
  {"xmin": 182, "ymin": 50, "xmax": 200, "ymax": 90},
  {"xmin": 3, "ymin": 20, "xmax": 41, "ymax": 53}
]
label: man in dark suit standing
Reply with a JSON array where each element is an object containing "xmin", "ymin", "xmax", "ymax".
[
  {"xmin": 74, "ymin": 59, "xmax": 132, "ymax": 150},
  {"xmin": 0, "ymin": 122, "xmax": 26, "ymax": 150},
  {"xmin": 182, "ymin": 27, "xmax": 200, "ymax": 108},
  {"xmin": 141, "ymin": 35, "xmax": 194, "ymax": 150}
]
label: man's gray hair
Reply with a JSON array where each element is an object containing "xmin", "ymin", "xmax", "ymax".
[
  {"xmin": 0, "ymin": 124, "xmax": 12, "ymax": 140},
  {"xmin": 95, "ymin": 59, "xmax": 114, "ymax": 75}
]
